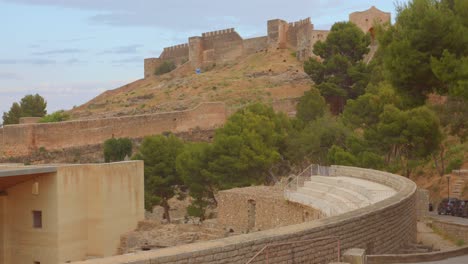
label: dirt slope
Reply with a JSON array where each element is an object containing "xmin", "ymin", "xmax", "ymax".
[{"xmin": 69, "ymin": 49, "xmax": 313, "ymax": 119}]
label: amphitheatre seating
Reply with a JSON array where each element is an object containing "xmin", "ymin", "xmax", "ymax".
[{"xmin": 286, "ymin": 175, "xmax": 396, "ymax": 217}]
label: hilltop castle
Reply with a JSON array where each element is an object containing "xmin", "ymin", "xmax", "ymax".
[{"xmin": 144, "ymin": 6, "xmax": 391, "ymax": 78}]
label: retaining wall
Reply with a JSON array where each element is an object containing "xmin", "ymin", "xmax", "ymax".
[
  {"xmin": 72, "ymin": 166, "xmax": 417, "ymax": 264},
  {"xmin": 0, "ymin": 103, "xmax": 227, "ymax": 157}
]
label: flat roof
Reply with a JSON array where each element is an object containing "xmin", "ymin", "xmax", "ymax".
[{"xmin": 0, "ymin": 166, "xmax": 57, "ymax": 178}]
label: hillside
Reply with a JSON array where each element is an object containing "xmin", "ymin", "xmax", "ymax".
[{"xmin": 69, "ymin": 49, "xmax": 312, "ymax": 119}]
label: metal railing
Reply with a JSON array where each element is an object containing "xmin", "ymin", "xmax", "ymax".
[
  {"xmin": 284, "ymin": 164, "xmax": 333, "ymax": 195},
  {"xmin": 245, "ymin": 236, "xmax": 341, "ymax": 264}
]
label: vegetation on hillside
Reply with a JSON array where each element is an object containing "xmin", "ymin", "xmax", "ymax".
[
  {"xmin": 130, "ymin": 0, "xmax": 467, "ymax": 219},
  {"xmin": 2, "ymin": 94, "xmax": 47, "ymax": 125}
]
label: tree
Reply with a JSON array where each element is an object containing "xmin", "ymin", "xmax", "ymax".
[
  {"xmin": 103, "ymin": 137, "xmax": 133, "ymax": 162},
  {"xmin": 176, "ymin": 143, "xmax": 216, "ymax": 221},
  {"xmin": 296, "ymin": 88, "xmax": 327, "ymax": 123},
  {"xmin": 39, "ymin": 110, "xmax": 71, "ymax": 123},
  {"xmin": 2, "ymin": 94, "xmax": 47, "ymax": 125},
  {"xmin": 208, "ymin": 103, "xmax": 292, "ymax": 188},
  {"xmin": 19, "ymin": 94, "xmax": 47, "ymax": 117},
  {"xmin": 304, "ymin": 22, "xmax": 371, "ymax": 113},
  {"xmin": 365, "ymin": 105, "xmax": 442, "ymax": 177},
  {"xmin": 379, "ymin": 0, "xmax": 468, "ymax": 104},
  {"xmin": 133, "ymin": 134, "xmax": 184, "ymax": 222},
  {"xmin": 2, "ymin": 102, "xmax": 22, "ymax": 125}
]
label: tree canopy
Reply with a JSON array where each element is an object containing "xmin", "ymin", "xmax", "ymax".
[
  {"xmin": 2, "ymin": 94, "xmax": 47, "ymax": 125},
  {"xmin": 304, "ymin": 22, "xmax": 371, "ymax": 113}
]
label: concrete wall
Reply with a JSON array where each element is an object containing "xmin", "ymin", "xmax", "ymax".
[
  {"xmin": 2, "ymin": 172, "xmax": 59, "ymax": 264},
  {"xmin": 0, "ymin": 161, "xmax": 144, "ymax": 264},
  {"xmin": 0, "ymin": 102, "xmax": 227, "ymax": 157},
  {"xmin": 72, "ymin": 166, "xmax": 417, "ymax": 264},
  {"xmin": 416, "ymin": 188, "xmax": 429, "ymax": 221},
  {"xmin": 432, "ymin": 220, "xmax": 468, "ymax": 244},
  {"xmin": 217, "ymin": 186, "xmax": 324, "ymax": 233}
]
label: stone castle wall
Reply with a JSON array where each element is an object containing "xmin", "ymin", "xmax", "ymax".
[
  {"xmin": 71, "ymin": 166, "xmax": 417, "ymax": 264},
  {"xmin": 144, "ymin": 6, "xmax": 391, "ymax": 76},
  {"xmin": 0, "ymin": 103, "xmax": 227, "ymax": 157}
]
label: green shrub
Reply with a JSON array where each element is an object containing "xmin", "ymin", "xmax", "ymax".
[
  {"xmin": 39, "ymin": 110, "xmax": 71, "ymax": 123},
  {"xmin": 155, "ymin": 61, "xmax": 176, "ymax": 75},
  {"xmin": 446, "ymin": 157, "xmax": 463, "ymax": 173},
  {"xmin": 103, "ymin": 138, "xmax": 133, "ymax": 162}
]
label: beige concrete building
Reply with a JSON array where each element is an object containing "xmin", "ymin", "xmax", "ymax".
[{"xmin": 0, "ymin": 161, "xmax": 144, "ymax": 264}]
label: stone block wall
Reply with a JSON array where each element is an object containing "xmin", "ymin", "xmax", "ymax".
[
  {"xmin": 432, "ymin": 220, "xmax": 468, "ymax": 243},
  {"xmin": 160, "ymin": 43, "xmax": 189, "ymax": 65},
  {"xmin": 217, "ymin": 186, "xmax": 324, "ymax": 233},
  {"xmin": 144, "ymin": 58, "xmax": 162, "ymax": 78},
  {"xmin": 416, "ymin": 188, "xmax": 429, "ymax": 221},
  {"xmin": 349, "ymin": 6, "xmax": 391, "ymax": 34},
  {"xmin": 243, "ymin": 36, "xmax": 268, "ymax": 55},
  {"xmin": 0, "ymin": 103, "xmax": 227, "ymax": 157},
  {"xmin": 72, "ymin": 166, "xmax": 417, "ymax": 264}
]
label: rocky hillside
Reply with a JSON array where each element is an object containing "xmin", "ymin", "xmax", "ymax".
[{"xmin": 69, "ymin": 49, "xmax": 312, "ymax": 119}]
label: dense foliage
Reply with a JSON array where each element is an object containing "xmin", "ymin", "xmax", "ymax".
[
  {"xmin": 103, "ymin": 137, "xmax": 133, "ymax": 162},
  {"xmin": 2, "ymin": 94, "xmax": 47, "ymax": 125},
  {"xmin": 304, "ymin": 22, "xmax": 371, "ymax": 113},
  {"xmin": 39, "ymin": 110, "xmax": 71, "ymax": 123}
]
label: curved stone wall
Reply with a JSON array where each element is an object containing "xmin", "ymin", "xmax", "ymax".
[{"xmin": 73, "ymin": 166, "xmax": 417, "ymax": 264}]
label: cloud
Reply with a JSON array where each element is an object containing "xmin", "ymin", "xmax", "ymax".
[
  {"xmin": 0, "ymin": 59, "xmax": 56, "ymax": 65},
  {"xmin": 99, "ymin": 44, "xmax": 143, "ymax": 55},
  {"xmin": 0, "ymin": 72, "xmax": 21, "ymax": 80},
  {"xmin": 111, "ymin": 56, "xmax": 142, "ymax": 65},
  {"xmin": 31, "ymin": 48, "xmax": 84, "ymax": 56}
]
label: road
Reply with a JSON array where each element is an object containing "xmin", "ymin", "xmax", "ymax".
[{"xmin": 428, "ymin": 211, "xmax": 468, "ymax": 225}]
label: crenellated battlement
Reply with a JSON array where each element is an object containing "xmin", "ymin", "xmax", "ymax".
[
  {"xmin": 288, "ymin": 17, "xmax": 311, "ymax": 28},
  {"xmin": 201, "ymin": 28, "xmax": 236, "ymax": 38},
  {"xmin": 144, "ymin": 7, "xmax": 390, "ymax": 77},
  {"xmin": 163, "ymin": 43, "xmax": 189, "ymax": 52}
]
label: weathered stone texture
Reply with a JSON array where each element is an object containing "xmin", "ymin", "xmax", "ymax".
[
  {"xmin": 217, "ymin": 186, "xmax": 324, "ymax": 233},
  {"xmin": 349, "ymin": 6, "xmax": 391, "ymax": 33},
  {"xmin": 0, "ymin": 102, "xmax": 227, "ymax": 157},
  {"xmin": 71, "ymin": 166, "xmax": 417, "ymax": 264}
]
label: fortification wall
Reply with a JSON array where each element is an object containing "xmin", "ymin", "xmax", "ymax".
[
  {"xmin": 267, "ymin": 19, "xmax": 288, "ymax": 48},
  {"xmin": 349, "ymin": 6, "xmax": 391, "ymax": 33},
  {"xmin": 72, "ymin": 166, "xmax": 417, "ymax": 264},
  {"xmin": 0, "ymin": 103, "xmax": 227, "ymax": 157},
  {"xmin": 144, "ymin": 58, "xmax": 162, "ymax": 78},
  {"xmin": 287, "ymin": 17, "xmax": 313, "ymax": 49},
  {"xmin": 201, "ymin": 28, "xmax": 244, "ymax": 65},
  {"xmin": 159, "ymin": 43, "xmax": 189, "ymax": 65},
  {"xmin": 243, "ymin": 36, "xmax": 268, "ymax": 55}
]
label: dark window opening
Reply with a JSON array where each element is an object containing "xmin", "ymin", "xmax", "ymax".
[
  {"xmin": 34, "ymin": 261, "xmax": 40, "ymax": 264},
  {"xmin": 32, "ymin": 211, "xmax": 42, "ymax": 228}
]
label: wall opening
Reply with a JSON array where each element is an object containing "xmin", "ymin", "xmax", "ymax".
[
  {"xmin": 247, "ymin": 199, "xmax": 256, "ymax": 231},
  {"xmin": 32, "ymin": 210, "xmax": 42, "ymax": 228}
]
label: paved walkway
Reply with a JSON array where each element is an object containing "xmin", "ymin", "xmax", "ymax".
[
  {"xmin": 399, "ymin": 255, "xmax": 468, "ymax": 264},
  {"xmin": 428, "ymin": 211, "xmax": 468, "ymax": 225}
]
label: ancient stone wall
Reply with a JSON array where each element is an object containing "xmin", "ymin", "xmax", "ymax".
[
  {"xmin": 349, "ymin": 6, "xmax": 391, "ymax": 34},
  {"xmin": 160, "ymin": 43, "xmax": 189, "ymax": 65},
  {"xmin": 267, "ymin": 19, "xmax": 288, "ymax": 48},
  {"xmin": 243, "ymin": 36, "xmax": 268, "ymax": 55},
  {"xmin": 144, "ymin": 58, "xmax": 162, "ymax": 78},
  {"xmin": 72, "ymin": 166, "xmax": 417, "ymax": 264},
  {"xmin": 287, "ymin": 17, "xmax": 313, "ymax": 49},
  {"xmin": 0, "ymin": 103, "xmax": 227, "ymax": 157},
  {"xmin": 217, "ymin": 186, "xmax": 324, "ymax": 233},
  {"xmin": 200, "ymin": 29, "xmax": 244, "ymax": 66}
]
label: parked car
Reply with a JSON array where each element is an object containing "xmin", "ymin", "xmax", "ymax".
[
  {"xmin": 459, "ymin": 200, "xmax": 468, "ymax": 218},
  {"xmin": 437, "ymin": 198, "xmax": 460, "ymax": 215}
]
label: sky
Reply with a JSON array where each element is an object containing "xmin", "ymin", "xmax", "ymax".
[{"xmin": 0, "ymin": 0, "xmax": 403, "ymax": 114}]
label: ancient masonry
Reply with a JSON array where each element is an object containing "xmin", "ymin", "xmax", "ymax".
[{"xmin": 144, "ymin": 6, "xmax": 391, "ymax": 77}]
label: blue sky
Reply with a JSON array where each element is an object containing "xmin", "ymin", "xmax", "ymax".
[{"xmin": 0, "ymin": 0, "xmax": 403, "ymax": 115}]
